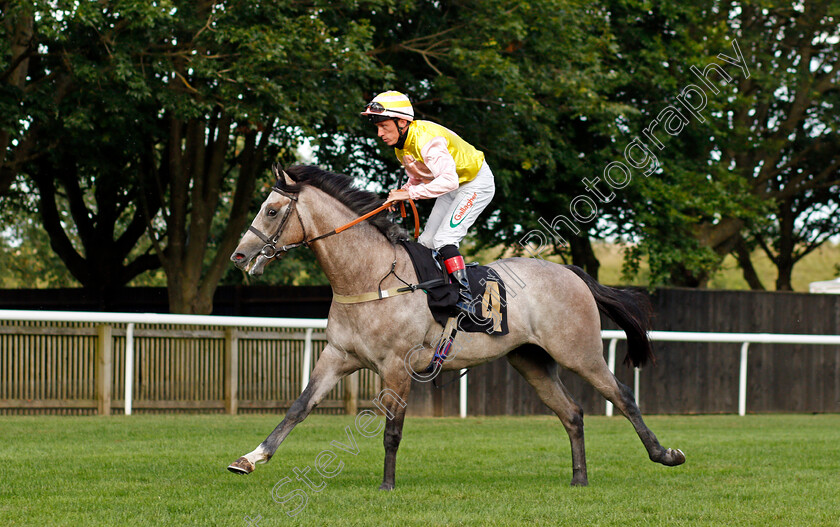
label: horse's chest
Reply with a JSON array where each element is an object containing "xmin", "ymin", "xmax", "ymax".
[{"xmin": 326, "ymin": 313, "xmax": 415, "ymax": 364}]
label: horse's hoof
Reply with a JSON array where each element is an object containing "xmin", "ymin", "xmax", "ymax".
[
  {"xmin": 379, "ymin": 482, "xmax": 395, "ymax": 491},
  {"xmin": 663, "ymin": 448, "xmax": 686, "ymax": 466},
  {"xmin": 570, "ymin": 468, "xmax": 588, "ymax": 486},
  {"xmin": 228, "ymin": 456, "xmax": 255, "ymax": 475}
]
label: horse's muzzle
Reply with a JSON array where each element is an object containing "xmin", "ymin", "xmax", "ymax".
[
  {"xmin": 230, "ymin": 251, "xmax": 251, "ymax": 270},
  {"xmin": 230, "ymin": 250, "xmax": 273, "ymax": 276}
]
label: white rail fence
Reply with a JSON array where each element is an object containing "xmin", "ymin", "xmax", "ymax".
[
  {"xmin": 602, "ymin": 330, "xmax": 840, "ymax": 416},
  {"xmin": 2, "ymin": 310, "xmax": 839, "ymax": 417},
  {"xmin": 0, "ymin": 310, "xmax": 326, "ymax": 416}
]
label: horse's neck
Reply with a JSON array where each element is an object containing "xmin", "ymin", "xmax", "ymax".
[{"xmin": 301, "ymin": 191, "xmax": 404, "ymax": 296}]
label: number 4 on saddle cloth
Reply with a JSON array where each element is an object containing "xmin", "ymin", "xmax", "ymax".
[{"xmin": 400, "ymin": 240, "xmax": 509, "ymax": 336}]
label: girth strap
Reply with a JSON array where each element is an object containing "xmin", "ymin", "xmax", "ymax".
[
  {"xmin": 332, "ymin": 278, "xmax": 447, "ymax": 305},
  {"xmin": 332, "ymin": 286, "xmax": 414, "ymax": 304}
]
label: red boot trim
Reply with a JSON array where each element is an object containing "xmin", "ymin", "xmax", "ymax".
[{"xmin": 444, "ymin": 255, "xmax": 465, "ymax": 274}]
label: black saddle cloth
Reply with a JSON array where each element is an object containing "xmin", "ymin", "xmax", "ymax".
[{"xmin": 400, "ymin": 240, "xmax": 509, "ymax": 335}]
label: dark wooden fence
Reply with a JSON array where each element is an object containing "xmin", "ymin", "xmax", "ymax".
[
  {"xmin": 1, "ymin": 286, "xmax": 839, "ymax": 415},
  {"xmin": 0, "ymin": 285, "xmax": 333, "ymax": 318},
  {"xmin": 441, "ymin": 287, "xmax": 840, "ymax": 416}
]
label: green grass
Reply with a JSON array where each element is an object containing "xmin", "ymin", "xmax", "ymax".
[{"xmin": 1, "ymin": 414, "xmax": 839, "ymax": 526}]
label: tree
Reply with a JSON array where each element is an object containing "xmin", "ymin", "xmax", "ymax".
[
  {"xmin": 1, "ymin": 1, "xmax": 40, "ymax": 197},
  {"xmin": 27, "ymin": 98, "xmax": 165, "ymax": 302},
  {"xmin": 605, "ymin": 0, "xmax": 840, "ymax": 288},
  {"xmin": 2, "ymin": 1, "xmax": 162, "ymax": 303},
  {"xmin": 316, "ymin": 0, "xmax": 637, "ymax": 280},
  {"xmin": 2, "ymin": 0, "xmax": 386, "ymax": 312},
  {"xmin": 747, "ymin": 181, "xmax": 840, "ymax": 291},
  {"xmin": 7, "ymin": 0, "xmax": 838, "ymax": 301},
  {"xmin": 0, "ymin": 205, "xmax": 79, "ymax": 289},
  {"xmin": 732, "ymin": 0, "xmax": 840, "ymax": 290}
]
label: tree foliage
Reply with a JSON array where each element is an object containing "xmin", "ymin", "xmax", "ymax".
[
  {"xmin": 602, "ymin": 0, "xmax": 840, "ymax": 287},
  {"xmin": 320, "ymin": 0, "xmax": 636, "ymax": 279},
  {"xmin": 1, "ymin": 0, "xmax": 385, "ymax": 311},
  {"xmin": 2, "ymin": 0, "xmax": 839, "ymax": 305}
]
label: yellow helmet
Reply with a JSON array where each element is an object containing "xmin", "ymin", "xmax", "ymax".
[{"xmin": 361, "ymin": 91, "xmax": 414, "ymax": 122}]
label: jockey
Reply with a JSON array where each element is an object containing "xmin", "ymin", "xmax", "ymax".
[{"xmin": 361, "ymin": 90, "xmax": 496, "ymax": 317}]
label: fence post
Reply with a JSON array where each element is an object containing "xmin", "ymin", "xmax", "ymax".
[
  {"xmin": 301, "ymin": 328, "xmax": 313, "ymax": 391},
  {"xmin": 96, "ymin": 324, "xmax": 113, "ymax": 416},
  {"xmin": 344, "ymin": 371, "xmax": 359, "ymax": 415},
  {"xmin": 634, "ymin": 367, "xmax": 641, "ymax": 411},
  {"xmin": 459, "ymin": 369, "xmax": 468, "ymax": 418},
  {"xmin": 739, "ymin": 342, "xmax": 750, "ymax": 416},
  {"xmin": 124, "ymin": 323, "xmax": 135, "ymax": 416},
  {"xmin": 605, "ymin": 339, "xmax": 618, "ymax": 416},
  {"xmin": 225, "ymin": 328, "xmax": 239, "ymax": 415}
]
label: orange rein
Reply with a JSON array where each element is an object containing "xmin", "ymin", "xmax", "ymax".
[
  {"xmin": 333, "ymin": 198, "xmax": 420, "ymax": 239},
  {"xmin": 404, "ymin": 199, "xmax": 420, "ymax": 239}
]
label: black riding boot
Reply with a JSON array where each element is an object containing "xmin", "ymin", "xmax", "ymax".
[
  {"xmin": 450, "ymin": 267, "xmax": 476, "ymax": 317},
  {"xmin": 439, "ymin": 244, "xmax": 476, "ymax": 317}
]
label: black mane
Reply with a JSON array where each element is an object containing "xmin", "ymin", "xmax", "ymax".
[{"xmin": 274, "ymin": 164, "xmax": 408, "ymax": 243}]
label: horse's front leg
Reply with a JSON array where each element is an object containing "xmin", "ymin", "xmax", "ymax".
[
  {"xmin": 228, "ymin": 344, "xmax": 360, "ymax": 474},
  {"xmin": 378, "ymin": 366, "xmax": 412, "ymax": 490}
]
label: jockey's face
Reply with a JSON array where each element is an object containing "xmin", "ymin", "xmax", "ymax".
[{"xmin": 374, "ymin": 119, "xmax": 409, "ymax": 146}]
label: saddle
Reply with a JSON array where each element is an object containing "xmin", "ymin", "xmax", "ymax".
[{"xmin": 400, "ymin": 240, "xmax": 509, "ymax": 335}]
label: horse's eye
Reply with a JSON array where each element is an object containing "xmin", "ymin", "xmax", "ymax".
[{"xmin": 267, "ymin": 208, "xmax": 277, "ymax": 217}]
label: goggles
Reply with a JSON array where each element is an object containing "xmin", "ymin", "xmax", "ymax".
[
  {"xmin": 363, "ymin": 101, "xmax": 412, "ymax": 118},
  {"xmin": 364, "ymin": 102, "xmax": 386, "ymax": 113}
]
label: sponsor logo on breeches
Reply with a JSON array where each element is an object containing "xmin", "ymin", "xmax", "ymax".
[{"xmin": 450, "ymin": 192, "xmax": 478, "ymax": 228}]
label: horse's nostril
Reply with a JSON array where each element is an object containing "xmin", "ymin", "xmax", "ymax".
[{"xmin": 234, "ymin": 253, "xmax": 245, "ymax": 260}]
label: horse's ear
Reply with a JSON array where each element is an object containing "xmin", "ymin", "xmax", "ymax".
[
  {"xmin": 271, "ymin": 163, "xmax": 295, "ymax": 187},
  {"xmin": 282, "ymin": 170, "xmax": 294, "ymax": 187}
]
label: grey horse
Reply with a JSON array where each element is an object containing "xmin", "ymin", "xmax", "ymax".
[{"xmin": 228, "ymin": 165, "xmax": 685, "ymax": 488}]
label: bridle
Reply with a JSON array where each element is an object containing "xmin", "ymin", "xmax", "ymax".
[
  {"xmin": 247, "ymin": 181, "xmax": 419, "ymax": 260},
  {"xmin": 247, "ymin": 186, "xmax": 309, "ymax": 258}
]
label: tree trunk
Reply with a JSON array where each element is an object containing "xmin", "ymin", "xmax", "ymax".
[
  {"xmin": 568, "ymin": 235, "xmax": 600, "ymax": 281},
  {"xmin": 733, "ymin": 236, "xmax": 765, "ymax": 290},
  {"xmin": 158, "ymin": 116, "xmax": 272, "ymax": 314},
  {"xmin": 668, "ymin": 266, "xmax": 709, "ymax": 288},
  {"xmin": 671, "ymin": 217, "xmax": 746, "ymax": 287},
  {"xmin": 774, "ymin": 200, "xmax": 795, "ymax": 291},
  {"xmin": 165, "ymin": 274, "xmax": 215, "ymax": 315},
  {"xmin": 775, "ymin": 263, "xmax": 793, "ymax": 291}
]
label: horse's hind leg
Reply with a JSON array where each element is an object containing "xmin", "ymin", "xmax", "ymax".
[
  {"xmin": 573, "ymin": 359, "xmax": 685, "ymax": 467},
  {"xmin": 507, "ymin": 346, "xmax": 589, "ymax": 486}
]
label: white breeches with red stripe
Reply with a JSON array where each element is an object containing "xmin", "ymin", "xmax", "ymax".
[{"xmin": 417, "ymin": 161, "xmax": 495, "ymax": 250}]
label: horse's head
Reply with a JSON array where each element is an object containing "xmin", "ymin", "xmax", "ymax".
[
  {"xmin": 232, "ymin": 164, "xmax": 409, "ymax": 277},
  {"xmin": 231, "ymin": 168, "xmax": 305, "ymax": 276}
]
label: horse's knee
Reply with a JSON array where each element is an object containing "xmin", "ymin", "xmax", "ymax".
[
  {"xmin": 562, "ymin": 407, "xmax": 584, "ymax": 442},
  {"xmin": 569, "ymin": 407, "xmax": 583, "ymax": 429},
  {"xmin": 285, "ymin": 380, "xmax": 319, "ymax": 420},
  {"xmin": 286, "ymin": 400, "xmax": 309, "ymax": 424},
  {"xmin": 618, "ymin": 382, "xmax": 636, "ymax": 403},
  {"xmin": 383, "ymin": 427, "xmax": 402, "ymax": 450},
  {"xmin": 610, "ymin": 381, "xmax": 640, "ymax": 416}
]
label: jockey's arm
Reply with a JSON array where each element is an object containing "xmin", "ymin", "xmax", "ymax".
[
  {"xmin": 403, "ymin": 137, "xmax": 459, "ymax": 200},
  {"xmin": 386, "ymin": 188, "xmax": 410, "ymax": 206}
]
